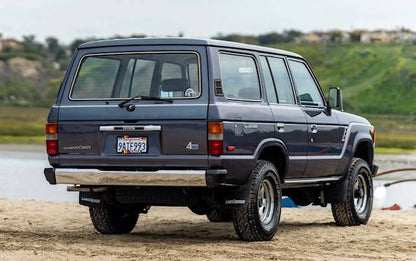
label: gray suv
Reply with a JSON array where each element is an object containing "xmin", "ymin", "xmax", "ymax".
[{"xmin": 44, "ymin": 38, "xmax": 378, "ymax": 241}]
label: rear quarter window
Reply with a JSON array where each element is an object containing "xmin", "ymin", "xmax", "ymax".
[{"xmin": 219, "ymin": 53, "xmax": 261, "ymax": 101}]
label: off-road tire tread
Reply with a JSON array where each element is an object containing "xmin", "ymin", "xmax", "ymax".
[
  {"xmin": 232, "ymin": 160, "xmax": 281, "ymax": 241},
  {"xmin": 89, "ymin": 206, "xmax": 138, "ymax": 234},
  {"xmin": 331, "ymin": 158, "xmax": 372, "ymax": 226}
]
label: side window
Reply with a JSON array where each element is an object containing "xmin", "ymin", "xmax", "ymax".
[
  {"xmin": 260, "ymin": 56, "xmax": 277, "ymax": 104},
  {"xmin": 268, "ymin": 57, "xmax": 295, "ymax": 105},
  {"xmin": 219, "ymin": 53, "xmax": 261, "ymax": 100},
  {"xmin": 288, "ymin": 60, "xmax": 324, "ymax": 106}
]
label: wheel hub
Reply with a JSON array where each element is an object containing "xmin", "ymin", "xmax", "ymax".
[
  {"xmin": 258, "ymin": 177, "xmax": 275, "ymax": 226},
  {"xmin": 353, "ymin": 172, "xmax": 368, "ymax": 214}
]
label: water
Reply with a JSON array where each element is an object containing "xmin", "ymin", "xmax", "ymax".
[
  {"xmin": 0, "ymin": 145, "xmax": 414, "ymax": 209},
  {"xmin": 373, "ymin": 154, "xmax": 416, "ymax": 210},
  {"xmin": 0, "ymin": 145, "xmax": 77, "ymax": 201}
]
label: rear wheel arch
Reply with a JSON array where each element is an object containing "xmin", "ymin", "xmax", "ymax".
[{"xmin": 256, "ymin": 141, "xmax": 288, "ymax": 180}]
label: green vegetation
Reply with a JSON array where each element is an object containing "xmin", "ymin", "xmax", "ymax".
[
  {"xmin": 365, "ymin": 114, "xmax": 416, "ymax": 150},
  {"xmin": 0, "ymin": 35, "xmax": 414, "ymax": 152},
  {"xmin": 1, "ymin": 37, "xmax": 415, "ymax": 115},
  {"xmin": 375, "ymin": 147, "xmax": 416, "ymax": 154},
  {"xmin": 270, "ymin": 43, "xmax": 416, "ymax": 115},
  {"xmin": 0, "ymin": 106, "xmax": 47, "ymax": 143}
]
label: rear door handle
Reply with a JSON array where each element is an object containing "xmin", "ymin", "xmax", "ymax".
[
  {"xmin": 311, "ymin": 124, "xmax": 318, "ymax": 134},
  {"xmin": 277, "ymin": 123, "xmax": 285, "ymax": 133}
]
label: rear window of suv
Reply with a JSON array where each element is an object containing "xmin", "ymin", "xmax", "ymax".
[{"xmin": 71, "ymin": 52, "xmax": 200, "ymax": 100}]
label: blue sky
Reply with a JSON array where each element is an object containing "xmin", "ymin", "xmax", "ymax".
[{"xmin": 1, "ymin": 0, "xmax": 415, "ymax": 43}]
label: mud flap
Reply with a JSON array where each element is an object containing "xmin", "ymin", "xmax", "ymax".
[
  {"xmin": 324, "ymin": 178, "xmax": 348, "ymax": 203},
  {"xmin": 221, "ymin": 184, "xmax": 250, "ymax": 209}
]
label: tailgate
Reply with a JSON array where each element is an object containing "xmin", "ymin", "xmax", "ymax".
[{"xmin": 52, "ymin": 47, "xmax": 209, "ymax": 169}]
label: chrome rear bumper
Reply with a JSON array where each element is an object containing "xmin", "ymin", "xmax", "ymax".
[{"xmin": 44, "ymin": 168, "xmax": 226, "ymax": 187}]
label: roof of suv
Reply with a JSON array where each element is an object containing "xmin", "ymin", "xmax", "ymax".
[{"xmin": 78, "ymin": 37, "xmax": 302, "ymax": 58}]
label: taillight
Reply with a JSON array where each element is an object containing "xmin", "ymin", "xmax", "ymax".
[
  {"xmin": 46, "ymin": 123, "xmax": 58, "ymax": 155},
  {"xmin": 208, "ymin": 122, "xmax": 223, "ymax": 156}
]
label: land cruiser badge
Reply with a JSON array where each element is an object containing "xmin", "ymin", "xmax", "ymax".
[{"xmin": 63, "ymin": 145, "xmax": 92, "ymax": 150}]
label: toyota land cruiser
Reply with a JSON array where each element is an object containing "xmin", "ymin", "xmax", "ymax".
[{"xmin": 44, "ymin": 38, "xmax": 378, "ymax": 241}]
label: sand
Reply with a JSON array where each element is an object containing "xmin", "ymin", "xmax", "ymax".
[{"xmin": 0, "ymin": 199, "xmax": 414, "ymax": 260}]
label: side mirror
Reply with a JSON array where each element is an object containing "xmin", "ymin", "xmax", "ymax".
[{"xmin": 328, "ymin": 87, "xmax": 343, "ymax": 111}]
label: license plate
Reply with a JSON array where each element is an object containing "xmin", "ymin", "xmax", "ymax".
[{"xmin": 117, "ymin": 136, "xmax": 147, "ymax": 154}]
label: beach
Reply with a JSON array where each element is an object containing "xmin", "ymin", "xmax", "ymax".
[
  {"xmin": 0, "ymin": 199, "xmax": 415, "ymax": 261},
  {"xmin": 0, "ymin": 144, "xmax": 415, "ymax": 260}
]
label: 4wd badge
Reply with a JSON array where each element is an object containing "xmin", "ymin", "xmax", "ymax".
[{"xmin": 186, "ymin": 142, "xmax": 199, "ymax": 150}]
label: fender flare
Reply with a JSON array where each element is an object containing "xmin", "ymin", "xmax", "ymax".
[
  {"xmin": 351, "ymin": 131, "xmax": 374, "ymax": 167},
  {"xmin": 253, "ymin": 138, "xmax": 289, "ymax": 176}
]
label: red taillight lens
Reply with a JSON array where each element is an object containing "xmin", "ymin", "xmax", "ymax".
[
  {"xmin": 46, "ymin": 140, "xmax": 58, "ymax": 155},
  {"xmin": 209, "ymin": 140, "xmax": 223, "ymax": 156},
  {"xmin": 208, "ymin": 122, "xmax": 223, "ymax": 156},
  {"xmin": 45, "ymin": 123, "xmax": 58, "ymax": 156}
]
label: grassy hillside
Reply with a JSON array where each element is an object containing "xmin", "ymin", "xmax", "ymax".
[
  {"xmin": 0, "ymin": 40, "xmax": 415, "ymax": 116},
  {"xmin": 0, "ymin": 106, "xmax": 48, "ymax": 143},
  {"xmin": 0, "ymin": 40, "xmax": 415, "ymax": 151},
  {"xmin": 271, "ymin": 43, "xmax": 416, "ymax": 115}
]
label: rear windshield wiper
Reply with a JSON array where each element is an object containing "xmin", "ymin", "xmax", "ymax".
[{"xmin": 118, "ymin": 95, "xmax": 173, "ymax": 108}]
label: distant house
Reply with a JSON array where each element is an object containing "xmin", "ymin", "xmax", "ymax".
[
  {"xmin": 361, "ymin": 30, "xmax": 392, "ymax": 43},
  {"xmin": 295, "ymin": 32, "xmax": 330, "ymax": 44},
  {"xmin": 0, "ymin": 38, "xmax": 19, "ymax": 52},
  {"xmin": 391, "ymin": 30, "xmax": 415, "ymax": 42},
  {"xmin": 295, "ymin": 31, "xmax": 350, "ymax": 44},
  {"xmin": 360, "ymin": 29, "xmax": 415, "ymax": 43},
  {"xmin": 340, "ymin": 31, "xmax": 351, "ymax": 43},
  {"xmin": 295, "ymin": 33, "xmax": 320, "ymax": 43}
]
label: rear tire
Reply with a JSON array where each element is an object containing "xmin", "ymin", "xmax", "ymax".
[
  {"xmin": 232, "ymin": 160, "xmax": 282, "ymax": 241},
  {"xmin": 331, "ymin": 158, "xmax": 373, "ymax": 226},
  {"xmin": 89, "ymin": 205, "xmax": 139, "ymax": 234}
]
